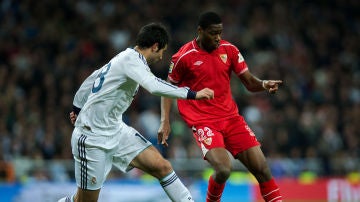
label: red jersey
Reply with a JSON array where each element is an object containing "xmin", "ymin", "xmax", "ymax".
[{"xmin": 168, "ymin": 39, "xmax": 248, "ymax": 126}]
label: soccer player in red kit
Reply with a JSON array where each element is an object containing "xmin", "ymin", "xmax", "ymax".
[{"xmin": 158, "ymin": 11, "xmax": 283, "ymax": 202}]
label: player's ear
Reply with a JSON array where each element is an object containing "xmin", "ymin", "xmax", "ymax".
[
  {"xmin": 197, "ymin": 26, "xmax": 203, "ymax": 34},
  {"xmin": 151, "ymin": 43, "xmax": 159, "ymax": 52}
]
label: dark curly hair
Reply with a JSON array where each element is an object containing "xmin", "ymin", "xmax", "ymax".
[
  {"xmin": 198, "ymin": 11, "xmax": 222, "ymax": 29},
  {"xmin": 135, "ymin": 22, "xmax": 169, "ymax": 50}
]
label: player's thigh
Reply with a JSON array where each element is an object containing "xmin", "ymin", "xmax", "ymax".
[
  {"xmin": 191, "ymin": 124, "xmax": 232, "ymax": 169},
  {"xmin": 72, "ymin": 129, "xmax": 113, "ymax": 191},
  {"xmin": 235, "ymin": 145, "xmax": 272, "ymax": 182},
  {"xmin": 112, "ymin": 126, "xmax": 154, "ymax": 173},
  {"xmin": 204, "ymin": 147, "xmax": 232, "ymax": 170},
  {"xmin": 235, "ymin": 145, "xmax": 267, "ymax": 171},
  {"xmin": 131, "ymin": 145, "xmax": 172, "ymax": 179}
]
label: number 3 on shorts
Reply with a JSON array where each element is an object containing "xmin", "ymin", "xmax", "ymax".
[{"xmin": 92, "ymin": 62, "xmax": 111, "ymax": 93}]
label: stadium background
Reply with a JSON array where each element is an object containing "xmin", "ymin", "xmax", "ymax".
[{"xmin": 0, "ymin": 0, "xmax": 359, "ymax": 201}]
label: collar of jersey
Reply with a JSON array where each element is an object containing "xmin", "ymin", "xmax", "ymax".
[
  {"xmin": 192, "ymin": 39, "xmax": 218, "ymax": 54},
  {"xmin": 131, "ymin": 47, "xmax": 148, "ymax": 66}
]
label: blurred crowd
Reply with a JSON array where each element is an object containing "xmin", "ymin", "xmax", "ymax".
[{"xmin": 0, "ymin": 0, "xmax": 359, "ymax": 182}]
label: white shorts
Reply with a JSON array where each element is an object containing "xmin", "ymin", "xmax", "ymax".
[{"xmin": 71, "ymin": 125, "xmax": 152, "ymax": 190}]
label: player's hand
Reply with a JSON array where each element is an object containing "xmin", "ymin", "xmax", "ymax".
[
  {"xmin": 195, "ymin": 88, "xmax": 214, "ymax": 100},
  {"xmin": 263, "ymin": 80, "xmax": 282, "ymax": 94},
  {"xmin": 157, "ymin": 121, "xmax": 171, "ymax": 147},
  {"xmin": 69, "ymin": 111, "xmax": 77, "ymax": 125}
]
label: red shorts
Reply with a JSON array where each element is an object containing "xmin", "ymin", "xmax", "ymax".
[{"xmin": 191, "ymin": 115, "xmax": 260, "ymax": 158}]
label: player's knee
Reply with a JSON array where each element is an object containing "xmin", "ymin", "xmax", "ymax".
[
  {"xmin": 156, "ymin": 159, "xmax": 173, "ymax": 176},
  {"xmin": 214, "ymin": 166, "xmax": 231, "ymax": 182}
]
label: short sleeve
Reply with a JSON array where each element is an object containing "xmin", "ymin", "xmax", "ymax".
[
  {"xmin": 231, "ymin": 46, "xmax": 248, "ymax": 75},
  {"xmin": 168, "ymin": 53, "xmax": 184, "ymax": 84}
]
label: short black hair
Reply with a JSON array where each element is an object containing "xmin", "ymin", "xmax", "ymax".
[
  {"xmin": 198, "ymin": 11, "xmax": 222, "ymax": 29},
  {"xmin": 135, "ymin": 22, "xmax": 169, "ymax": 50}
]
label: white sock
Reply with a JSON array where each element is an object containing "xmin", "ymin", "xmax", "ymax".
[
  {"xmin": 159, "ymin": 171, "xmax": 194, "ymax": 202},
  {"xmin": 57, "ymin": 195, "xmax": 74, "ymax": 202}
]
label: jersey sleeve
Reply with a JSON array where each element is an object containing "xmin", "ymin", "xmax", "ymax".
[
  {"xmin": 72, "ymin": 69, "xmax": 98, "ymax": 109},
  {"xmin": 123, "ymin": 58, "xmax": 193, "ymax": 99},
  {"xmin": 230, "ymin": 45, "xmax": 248, "ymax": 75},
  {"xmin": 168, "ymin": 51, "xmax": 185, "ymax": 84}
]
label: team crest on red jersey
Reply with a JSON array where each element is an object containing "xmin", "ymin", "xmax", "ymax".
[
  {"xmin": 220, "ymin": 54, "xmax": 228, "ymax": 63},
  {"xmin": 204, "ymin": 137, "xmax": 212, "ymax": 145},
  {"xmin": 169, "ymin": 62, "xmax": 174, "ymax": 73}
]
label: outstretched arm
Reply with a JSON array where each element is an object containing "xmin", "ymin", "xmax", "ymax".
[{"xmin": 238, "ymin": 70, "xmax": 282, "ymax": 93}]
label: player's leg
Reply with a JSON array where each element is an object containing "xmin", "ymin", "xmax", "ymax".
[
  {"xmin": 130, "ymin": 145, "xmax": 172, "ymax": 178},
  {"xmin": 67, "ymin": 188, "xmax": 100, "ymax": 202},
  {"xmin": 112, "ymin": 126, "xmax": 193, "ymax": 202},
  {"xmin": 191, "ymin": 125, "xmax": 231, "ymax": 202},
  {"xmin": 57, "ymin": 168, "xmax": 101, "ymax": 201},
  {"xmin": 204, "ymin": 148, "xmax": 232, "ymax": 202},
  {"xmin": 58, "ymin": 128, "xmax": 113, "ymax": 202},
  {"xmin": 57, "ymin": 189, "xmax": 100, "ymax": 202},
  {"xmin": 131, "ymin": 145, "xmax": 194, "ymax": 202},
  {"xmin": 57, "ymin": 195, "xmax": 73, "ymax": 202},
  {"xmin": 226, "ymin": 116, "xmax": 282, "ymax": 202},
  {"xmin": 235, "ymin": 146, "xmax": 282, "ymax": 202}
]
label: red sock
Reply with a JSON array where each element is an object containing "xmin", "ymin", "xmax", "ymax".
[
  {"xmin": 206, "ymin": 175, "xmax": 225, "ymax": 202},
  {"xmin": 260, "ymin": 178, "xmax": 282, "ymax": 202}
]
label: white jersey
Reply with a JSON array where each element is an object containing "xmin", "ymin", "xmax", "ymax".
[
  {"xmin": 72, "ymin": 69, "xmax": 99, "ymax": 109},
  {"xmin": 73, "ymin": 48, "xmax": 191, "ymax": 136}
]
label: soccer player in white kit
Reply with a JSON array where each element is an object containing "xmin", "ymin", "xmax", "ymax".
[{"xmin": 58, "ymin": 23, "xmax": 214, "ymax": 202}]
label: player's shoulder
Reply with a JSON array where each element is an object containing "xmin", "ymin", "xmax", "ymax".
[
  {"xmin": 176, "ymin": 40, "xmax": 198, "ymax": 55},
  {"xmin": 113, "ymin": 48, "xmax": 145, "ymax": 66},
  {"xmin": 172, "ymin": 40, "xmax": 198, "ymax": 61},
  {"xmin": 219, "ymin": 40, "xmax": 238, "ymax": 51}
]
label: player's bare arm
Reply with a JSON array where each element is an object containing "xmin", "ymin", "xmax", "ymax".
[
  {"xmin": 158, "ymin": 118, "xmax": 171, "ymax": 147},
  {"xmin": 158, "ymin": 95, "xmax": 172, "ymax": 147},
  {"xmin": 239, "ymin": 70, "xmax": 282, "ymax": 93}
]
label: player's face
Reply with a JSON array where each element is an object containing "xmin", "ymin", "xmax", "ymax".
[
  {"xmin": 199, "ymin": 23, "xmax": 223, "ymax": 52},
  {"xmin": 148, "ymin": 44, "xmax": 167, "ymax": 64}
]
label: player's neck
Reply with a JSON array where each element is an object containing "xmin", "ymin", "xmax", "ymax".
[
  {"xmin": 133, "ymin": 46, "xmax": 151, "ymax": 65},
  {"xmin": 134, "ymin": 46, "xmax": 148, "ymax": 58},
  {"xmin": 195, "ymin": 37, "xmax": 203, "ymax": 50},
  {"xmin": 196, "ymin": 37, "xmax": 212, "ymax": 53}
]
